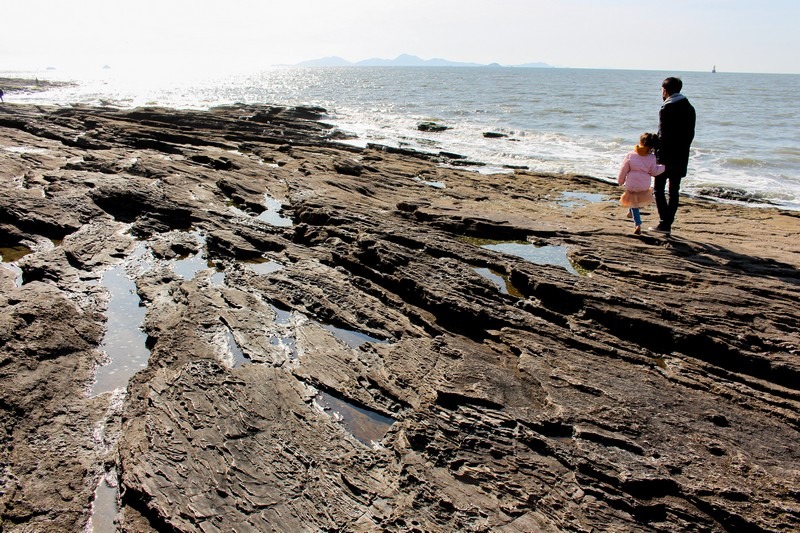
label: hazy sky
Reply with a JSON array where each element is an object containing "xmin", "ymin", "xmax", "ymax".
[{"xmin": 2, "ymin": 0, "xmax": 799, "ymax": 74}]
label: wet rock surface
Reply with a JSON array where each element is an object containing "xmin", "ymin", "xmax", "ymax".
[{"xmin": 1, "ymin": 101, "xmax": 799, "ymax": 532}]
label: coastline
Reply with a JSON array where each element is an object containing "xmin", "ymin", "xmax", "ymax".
[
  {"xmin": 4, "ymin": 68, "xmax": 800, "ymax": 212},
  {"xmin": 1, "ymin": 101, "xmax": 798, "ymax": 531}
]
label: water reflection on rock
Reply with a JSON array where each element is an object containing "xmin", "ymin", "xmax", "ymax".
[
  {"xmin": 413, "ymin": 177, "xmax": 446, "ymax": 189},
  {"xmin": 474, "ymin": 267, "xmax": 523, "ymax": 297},
  {"xmin": 245, "ymin": 258, "xmax": 284, "ymax": 275},
  {"xmin": 91, "ymin": 244, "xmax": 152, "ymax": 396},
  {"xmin": 169, "ymin": 231, "xmax": 211, "ymax": 281},
  {"xmin": 266, "ymin": 305, "xmax": 298, "ymax": 361},
  {"xmin": 87, "ymin": 472, "xmax": 118, "ymax": 533},
  {"xmin": 228, "ymin": 194, "xmax": 293, "ymax": 227},
  {"xmin": 225, "ymin": 329, "xmax": 250, "ymax": 367},
  {"xmin": 171, "ymin": 251, "xmax": 209, "ymax": 281},
  {"xmin": 0, "ymin": 246, "xmax": 29, "ymax": 288},
  {"xmin": 0, "ymin": 245, "xmax": 33, "ymax": 263},
  {"xmin": 315, "ymin": 391, "xmax": 395, "ymax": 447},
  {"xmin": 256, "ymin": 194, "xmax": 293, "ymax": 227},
  {"xmin": 558, "ymin": 191, "xmax": 608, "ymax": 208},
  {"xmin": 479, "ymin": 241, "xmax": 579, "ymax": 276},
  {"xmin": 210, "ymin": 269, "xmax": 226, "ymax": 287},
  {"xmin": 321, "ymin": 323, "xmax": 390, "ymax": 349}
]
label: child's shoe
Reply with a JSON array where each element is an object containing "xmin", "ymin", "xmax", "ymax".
[
  {"xmin": 626, "ymin": 209, "xmax": 633, "ymax": 219},
  {"xmin": 633, "ymin": 225, "xmax": 641, "ymax": 235}
]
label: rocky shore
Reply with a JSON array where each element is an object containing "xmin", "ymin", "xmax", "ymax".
[
  {"xmin": 0, "ymin": 76, "xmax": 74, "ymax": 97},
  {"xmin": 1, "ymin": 99, "xmax": 799, "ymax": 532}
]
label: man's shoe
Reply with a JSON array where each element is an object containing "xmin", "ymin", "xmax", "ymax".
[{"xmin": 648, "ymin": 223, "xmax": 671, "ymax": 234}]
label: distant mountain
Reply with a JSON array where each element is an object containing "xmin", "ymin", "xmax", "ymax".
[
  {"xmin": 356, "ymin": 54, "xmax": 483, "ymax": 68},
  {"xmin": 295, "ymin": 56, "xmax": 354, "ymax": 67},
  {"xmin": 513, "ymin": 62, "xmax": 553, "ymax": 69},
  {"xmin": 294, "ymin": 54, "xmax": 553, "ymax": 68}
]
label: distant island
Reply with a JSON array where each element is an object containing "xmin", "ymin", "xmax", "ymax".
[{"xmin": 295, "ymin": 54, "xmax": 553, "ymax": 68}]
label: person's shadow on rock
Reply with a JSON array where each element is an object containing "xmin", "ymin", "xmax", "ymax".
[{"xmin": 646, "ymin": 233, "xmax": 799, "ymax": 284}]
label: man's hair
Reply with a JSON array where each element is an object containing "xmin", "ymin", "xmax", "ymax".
[{"xmin": 662, "ymin": 77, "xmax": 683, "ymax": 95}]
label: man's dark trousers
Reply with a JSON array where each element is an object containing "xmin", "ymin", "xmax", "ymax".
[{"xmin": 653, "ymin": 167, "xmax": 682, "ymax": 228}]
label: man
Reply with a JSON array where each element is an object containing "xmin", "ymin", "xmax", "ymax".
[{"xmin": 651, "ymin": 77, "xmax": 695, "ymax": 235}]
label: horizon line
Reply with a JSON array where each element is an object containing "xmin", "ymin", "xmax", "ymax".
[{"xmin": 289, "ymin": 54, "xmax": 799, "ymax": 75}]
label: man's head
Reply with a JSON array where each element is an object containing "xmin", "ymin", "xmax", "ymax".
[{"xmin": 661, "ymin": 77, "xmax": 683, "ymax": 100}]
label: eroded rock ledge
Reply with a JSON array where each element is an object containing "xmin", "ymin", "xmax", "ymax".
[{"xmin": 1, "ymin": 102, "xmax": 799, "ymax": 532}]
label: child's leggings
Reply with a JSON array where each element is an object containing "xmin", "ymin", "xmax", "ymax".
[{"xmin": 630, "ymin": 208, "xmax": 642, "ymax": 226}]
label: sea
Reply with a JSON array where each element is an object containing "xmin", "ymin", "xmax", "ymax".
[{"xmin": 4, "ymin": 66, "xmax": 800, "ymax": 210}]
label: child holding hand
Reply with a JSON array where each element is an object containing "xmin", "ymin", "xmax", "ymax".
[{"xmin": 618, "ymin": 132, "xmax": 665, "ymax": 234}]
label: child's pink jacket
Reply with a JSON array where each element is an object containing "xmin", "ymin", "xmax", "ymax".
[{"xmin": 617, "ymin": 150, "xmax": 665, "ymax": 191}]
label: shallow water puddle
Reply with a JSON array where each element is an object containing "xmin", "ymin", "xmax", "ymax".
[
  {"xmin": 1, "ymin": 263, "xmax": 23, "ymax": 287},
  {"xmin": 210, "ymin": 270, "xmax": 226, "ymax": 287},
  {"xmin": 87, "ymin": 472, "xmax": 118, "ymax": 533},
  {"xmin": 315, "ymin": 391, "xmax": 395, "ymax": 447},
  {"xmin": 270, "ymin": 334, "xmax": 298, "ymax": 360},
  {"xmin": 480, "ymin": 241, "xmax": 579, "ymax": 276},
  {"xmin": 245, "ymin": 258, "xmax": 284, "ymax": 275},
  {"xmin": 413, "ymin": 177, "xmax": 446, "ymax": 189},
  {"xmin": 0, "ymin": 245, "xmax": 33, "ymax": 263},
  {"xmin": 168, "ymin": 232, "xmax": 226, "ymax": 286},
  {"xmin": 474, "ymin": 267, "xmax": 523, "ymax": 298},
  {"xmin": 265, "ymin": 305, "xmax": 386, "ymax": 360},
  {"xmin": 91, "ymin": 245, "xmax": 152, "ymax": 396},
  {"xmin": 558, "ymin": 191, "xmax": 608, "ymax": 208},
  {"xmin": 225, "ymin": 329, "xmax": 250, "ymax": 367},
  {"xmin": 266, "ymin": 305, "xmax": 298, "ymax": 360},
  {"xmin": 320, "ymin": 323, "xmax": 390, "ymax": 349},
  {"xmin": 229, "ymin": 194, "xmax": 293, "ymax": 227},
  {"xmin": 256, "ymin": 194, "xmax": 294, "ymax": 227},
  {"xmin": 0, "ymin": 245, "xmax": 31, "ymax": 287},
  {"xmin": 170, "ymin": 231, "xmax": 213, "ymax": 281},
  {"xmin": 273, "ymin": 305, "xmax": 292, "ymax": 325},
  {"xmin": 171, "ymin": 250, "xmax": 209, "ymax": 280}
]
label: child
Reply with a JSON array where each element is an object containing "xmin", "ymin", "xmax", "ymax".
[{"xmin": 618, "ymin": 132, "xmax": 665, "ymax": 234}]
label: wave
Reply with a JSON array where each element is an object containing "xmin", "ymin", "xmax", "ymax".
[
  {"xmin": 773, "ymin": 147, "xmax": 800, "ymax": 157},
  {"xmin": 723, "ymin": 157, "xmax": 765, "ymax": 168}
]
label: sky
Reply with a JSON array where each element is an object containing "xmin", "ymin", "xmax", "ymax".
[{"xmin": 1, "ymin": 0, "xmax": 799, "ymax": 75}]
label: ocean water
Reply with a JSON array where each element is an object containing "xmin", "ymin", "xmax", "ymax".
[{"xmin": 4, "ymin": 66, "xmax": 800, "ymax": 210}]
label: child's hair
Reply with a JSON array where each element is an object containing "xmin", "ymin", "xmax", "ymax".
[{"xmin": 639, "ymin": 132, "xmax": 659, "ymax": 148}]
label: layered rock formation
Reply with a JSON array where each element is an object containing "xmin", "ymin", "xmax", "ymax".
[{"xmin": 1, "ymin": 100, "xmax": 798, "ymax": 532}]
